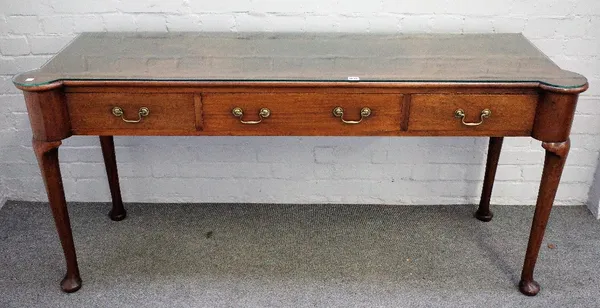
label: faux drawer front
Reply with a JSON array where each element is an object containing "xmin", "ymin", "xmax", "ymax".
[
  {"xmin": 408, "ymin": 94, "xmax": 538, "ymax": 133},
  {"xmin": 67, "ymin": 93, "xmax": 200, "ymax": 134},
  {"xmin": 203, "ymin": 93, "xmax": 403, "ymax": 135}
]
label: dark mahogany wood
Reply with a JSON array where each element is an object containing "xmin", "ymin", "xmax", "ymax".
[
  {"xmin": 67, "ymin": 93, "xmax": 197, "ymax": 133},
  {"xmin": 22, "ymin": 86, "xmax": 71, "ymax": 142},
  {"xmin": 15, "ymin": 78, "xmax": 587, "ymax": 296},
  {"xmin": 532, "ymin": 92, "xmax": 579, "ymax": 142},
  {"xmin": 32, "ymin": 139, "xmax": 82, "ymax": 293},
  {"xmin": 99, "ymin": 136, "xmax": 126, "ymax": 221},
  {"xmin": 18, "ymin": 83, "xmax": 585, "ymax": 295},
  {"xmin": 14, "ymin": 33, "xmax": 588, "ymax": 296},
  {"xmin": 519, "ymin": 139, "xmax": 570, "ymax": 296},
  {"xmin": 476, "ymin": 137, "xmax": 504, "ymax": 222},
  {"xmin": 409, "ymin": 94, "xmax": 537, "ymax": 133},
  {"xmin": 202, "ymin": 93, "xmax": 403, "ymax": 136}
]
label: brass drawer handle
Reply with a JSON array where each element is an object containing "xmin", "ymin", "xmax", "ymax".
[
  {"xmin": 112, "ymin": 106, "xmax": 149, "ymax": 123},
  {"xmin": 454, "ymin": 108, "xmax": 491, "ymax": 126},
  {"xmin": 332, "ymin": 106, "xmax": 371, "ymax": 124},
  {"xmin": 232, "ymin": 107, "xmax": 271, "ymax": 124}
]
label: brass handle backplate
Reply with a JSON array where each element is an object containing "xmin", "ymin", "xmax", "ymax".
[
  {"xmin": 112, "ymin": 106, "xmax": 149, "ymax": 123},
  {"xmin": 454, "ymin": 108, "xmax": 491, "ymax": 126},
  {"xmin": 332, "ymin": 106, "xmax": 371, "ymax": 124},
  {"xmin": 232, "ymin": 107, "xmax": 271, "ymax": 124}
]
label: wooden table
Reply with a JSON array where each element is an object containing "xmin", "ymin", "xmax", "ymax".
[{"xmin": 13, "ymin": 33, "xmax": 588, "ymax": 296}]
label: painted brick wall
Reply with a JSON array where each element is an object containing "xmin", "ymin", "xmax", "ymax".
[
  {"xmin": 1, "ymin": 1, "xmax": 599, "ymax": 214},
  {"xmin": 589, "ymin": 156, "xmax": 600, "ymax": 217}
]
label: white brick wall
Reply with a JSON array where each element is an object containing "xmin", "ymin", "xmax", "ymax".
[
  {"xmin": 0, "ymin": 181, "xmax": 6, "ymax": 208},
  {"xmin": 1, "ymin": 1, "xmax": 599, "ymax": 214},
  {"xmin": 589, "ymin": 153, "xmax": 600, "ymax": 218}
]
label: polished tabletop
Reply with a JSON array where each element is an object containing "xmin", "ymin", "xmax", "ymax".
[{"xmin": 13, "ymin": 32, "xmax": 587, "ymax": 89}]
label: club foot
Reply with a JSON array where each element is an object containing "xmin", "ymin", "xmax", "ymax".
[
  {"xmin": 519, "ymin": 279, "xmax": 540, "ymax": 296},
  {"xmin": 109, "ymin": 209, "xmax": 127, "ymax": 221},
  {"xmin": 61, "ymin": 275, "xmax": 82, "ymax": 293},
  {"xmin": 474, "ymin": 209, "xmax": 493, "ymax": 222}
]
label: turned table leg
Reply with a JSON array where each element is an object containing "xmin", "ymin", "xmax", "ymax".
[
  {"xmin": 476, "ymin": 137, "xmax": 503, "ymax": 222},
  {"xmin": 33, "ymin": 139, "xmax": 82, "ymax": 293},
  {"xmin": 100, "ymin": 136, "xmax": 126, "ymax": 221},
  {"xmin": 519, "ymin": 139, "xmax": 570, "ymax": 296}
]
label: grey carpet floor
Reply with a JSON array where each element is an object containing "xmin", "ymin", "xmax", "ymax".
[{"xmin": 0, "ymin": 201, "xmax": 599, "ymax": 308}]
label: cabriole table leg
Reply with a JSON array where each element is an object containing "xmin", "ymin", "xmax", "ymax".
[
  {"xmin": 519, "ymin": 139, "xmax": 570, "ymax": 296},
  {"xmin": 476, "ymin": 136, "xmax": 504, "ymax": 221},
  {"xmin": 33, "ymin": 139, "xmax": 82, "ymax": 293},
  {"xmin": 100, "ymin": 136, "xmax": 126, "ymax": 221}
]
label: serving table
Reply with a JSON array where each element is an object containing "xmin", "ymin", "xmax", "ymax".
[{"xmin": 13, "ymin": 32, "xmax": 588, "ymax": 295}]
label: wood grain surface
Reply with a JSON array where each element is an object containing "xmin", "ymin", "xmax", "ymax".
[
  {"xmin": 408, "ymin": 94, "xmax": 538, "ymax": 134},
  {"xmin": 202, "ymin": 92, "xmax": 403, "ymax": 136},
  {"xmin": 66, "ymin": 92, "xmax": 197, "ymax": 133}
]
